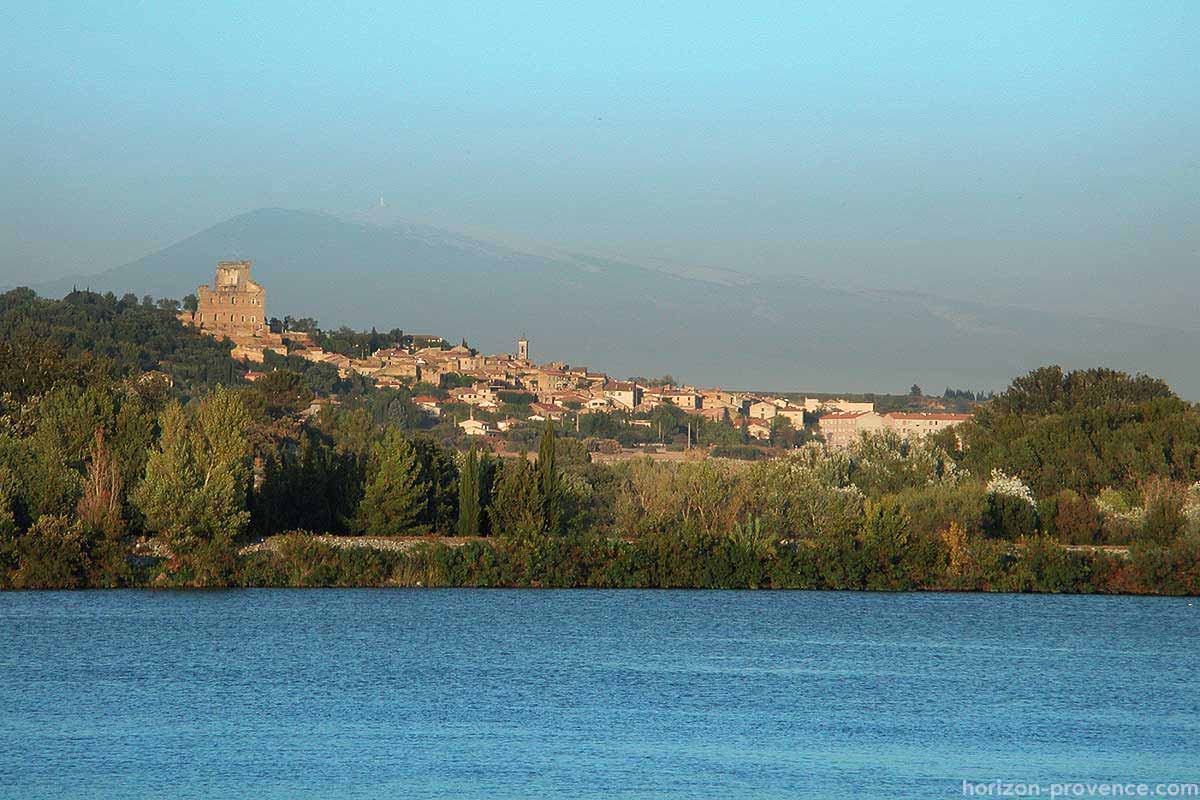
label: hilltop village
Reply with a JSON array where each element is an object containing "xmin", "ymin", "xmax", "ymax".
[
  {"xmin": 180, "ymin": 260, "xmax": 972, "ymax": 454},
  {"xmin": 4, "ymin": 261, "xmax": 1198, "ymax": 597}
]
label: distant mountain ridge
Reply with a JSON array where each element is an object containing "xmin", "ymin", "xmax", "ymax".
[{"xmin": 31, "ymin": 208, "xmax": 1200, "ymax": 397}]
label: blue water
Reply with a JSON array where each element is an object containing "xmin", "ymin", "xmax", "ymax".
[{"xmin": 1, "ymin": 591, "xmax": 1197, "ymax": 799}]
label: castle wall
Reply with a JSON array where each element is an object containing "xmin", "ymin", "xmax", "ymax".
[{"xmin": 193, "ymin": 261, "xmax": 266, "ymax": 336}]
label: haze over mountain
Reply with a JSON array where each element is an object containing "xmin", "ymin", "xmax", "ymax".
[{"xmin": 30, "ymin": 208, "xmax": 1200, "ymax": 397}]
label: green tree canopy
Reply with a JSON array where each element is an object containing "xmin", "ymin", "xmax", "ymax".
[
  {"xmin": 355, "ymin": 428, "xmax": 429, "ymax": 535},
  {"xmin": 961, "ymin": 366, "xmax": 1200, "ymax": 496},
  {"xmin": 133, "ymin": 387, "xmax": 252, "ymax": 564}
]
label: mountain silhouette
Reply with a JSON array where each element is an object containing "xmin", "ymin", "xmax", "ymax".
[{"xmin": 33, "ymin": 208, "xmax": 1200, "ymax": 396}]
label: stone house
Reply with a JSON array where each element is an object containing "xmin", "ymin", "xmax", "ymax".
[
  {"xmin": 413, "ymin": 396, "xmax": 443, "ymax": 417},
  {"xmin": 603, "ymin": 381, "xmax": 643, "ymax": 411},
  {"xmin": 747, "ymin": 400, "xmax": 778, "ymax": 420},
  {"xmin": 883, "ymin": 412, "xmax": 972, "ymax": 440},
  {"xmin": 776, "ymin": 406, "xmax": 807, "ymax": 426},
  {"xmin": 528, "ymin": 402, "xmax": 569, "ymax": 422},
  {"xmin": 459, "ymin": 418, "xmax": 496, "ymax": 436},
  {"xmin": 818, "ymin": 411, "xmax": 887, "ymax": 449},
  {"xmin": 745, "ymin": 419, "xmax": 773, "ymax": 440}
]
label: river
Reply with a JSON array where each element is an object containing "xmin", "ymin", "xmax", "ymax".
[{"xmin": 2, "ymin": 590, "xmax": 1197, "ymax": 798}]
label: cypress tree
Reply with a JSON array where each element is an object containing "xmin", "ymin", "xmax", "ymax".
[
  {"xmin": 355, "ymin": 428, "xmax": 429, "ymax": 535},
  {"xmin": 538, "ymin": 421, "xmax": 560, "ymax": 535},
  {"xmin": 457, "ymin": 443, "xmax": 481, "ymax": 537}
]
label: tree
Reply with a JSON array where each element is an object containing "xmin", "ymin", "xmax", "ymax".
[
  {"xmin": 0, "ymin": 288, "xmax": 245, "ymax": 398},
  {"xmin": 252, "ymin": 431, "xmax": 364, "ymax": 537},
  {"xmin": 78, "ymin": 428, "xmax": 123, "ymax": 537},
  {"xmin": 860, "ymin": 497, "xmax": 913, "ymax": 589},
  {"xmin": 982, "ymin": 491, "xmax": 1038, "ymax": 541},
  {"xmin": 769, "ymin": 414, "xmax": 794, "ymax": 447},
  {"xmin": 10, "ymin": 515, "xmax": 90, "ymax": 589},
  {"xmin": 409, "ymin": 436, "xmax": 458, "ymax": 533},
  {"xmin": 1141, "ymin": 478, "xmax": 1187, "ymax": 545},
  {"xmin": 650, "ymin": 405, "xmax": 683, "ymax": 442},
  {"xmin": 457, "ymin": 443, "xmax": 481, "ymax": 537},
  {"xmin": 992, "ymin": 366, "xmax": 1173, "ymax": 417},
  {"xmin": 538, "ymin": 422, "xmax": 561, "ymax": 535},
  {"xmin": 698, "ymin": 416, "xmax": 743, "ymax": 447},
  {"xmin": 744, "ymin": 447, "xmax": 864, "ymax": 540},
  {"xmin": 845, "ymin": 431, "xmax": 953, "ymax": 497},
  {"xmin": 355, "ymin": 428, "xmax": 429, "ymax": 535},
  {"xmin": 156, "ymin": 297, "xmax": 181, "ymax": 313},
  {"xmin": 941, "ymin": 521, "xmax": 971, "ymax": 581},
  {"xmin": 489, "ymin": 457, "xmax": 543, "ymax": 538},
  {"xmin": 77, "ymin": 428, "xmax": 131, "ymax": 586},
  {"xmin": 251, "ymin": 370, "xmax": 313, "ymax": 419},
  {"xmin": 1045, "ymin": 490, "xmax": 1104, "ymax": 545},
  {"xmin": 183, "ymin": 294, "xmax": 199, "ymax": 313},
  {"xmin": 861, "ymin": 497, "xmax": 911, "ymax": 552},
  {"xmin": 133, "ymin": 388, "xmax": 251, "ymax": 579},
  {"xmin": 962, "ymin": 366, "xmax": 1200, "ymax": 496}
]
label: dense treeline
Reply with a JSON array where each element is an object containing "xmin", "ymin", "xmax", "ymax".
[
  {"xmin": 958, "ymin": 366, "xmax": 1200, "ymax": 494},
  {"xmin": 0, "ymin": 288, "xmax": 245, "ymax": 402},
  {"xmin": 1, "ymin": 290, "xmax": 1199, "ymax": 593}
]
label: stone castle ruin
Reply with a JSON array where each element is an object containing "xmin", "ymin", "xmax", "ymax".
[
  {"xmin": 180, "ymin": 260, "xmax": 286, "ymax": 362},
  {"xmin": 194, "ymin": 260, "xmax": 266, "ymax": 336}
]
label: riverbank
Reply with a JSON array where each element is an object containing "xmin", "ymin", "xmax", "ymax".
[{"xmin": 8, "ymin": 530, "xmax": 1190, "ymax": 594}]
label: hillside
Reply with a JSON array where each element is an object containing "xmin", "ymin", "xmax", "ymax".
[
  {"xmin": 0, "ymin": 288, "xmax": 243, "ymax": 401},
  {"xmin": 33, "ymin": 208, "xmax": 1200, "ymax": 396}
]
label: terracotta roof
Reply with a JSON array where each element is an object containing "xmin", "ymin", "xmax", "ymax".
[
  {"xmin": 820, "ymin": 411, "xmax": 871, "ymax": 420},
  {"xmin": 885, "ymin": 412, "xmax": 972, "ymax": 421},
  {"xmin": 529, "ymin": 402, "xmax": 568, "ymax": 413}
]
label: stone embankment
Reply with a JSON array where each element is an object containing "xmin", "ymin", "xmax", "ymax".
[{"xmin": 239, "ymin": 534, "xmax": 488, "ymax": 555}]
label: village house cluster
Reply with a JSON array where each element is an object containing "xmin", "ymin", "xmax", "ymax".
[{"xmin": 181, "ymin": 261, "xmax": 971, "ymax": 448}]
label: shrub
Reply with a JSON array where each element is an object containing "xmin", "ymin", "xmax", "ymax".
[
  {"xmin": 982, "ymin": 493, "xmax": 1039, "ymax": 540},
  {"xmin": 895, "ymin": 480, "xmax": 987, "ymax": 538},
  {"xmin": 1141, "ymin": 478, "xmax": 1188, "ymax": 545},
  {"xmin": 710, "ymin": 445, "xmax": 769, "ymax": 461},
  {"xmin": 1045, "ymin": 490, "xmax": 1105, "ymax": 545},
  {"xmin": 1012, "ymin": 537, "xmax": 1095, "ymax": 593},
  {"xmin": 10, "ymin": 515, "xmax": 90, "ymax": 589}
]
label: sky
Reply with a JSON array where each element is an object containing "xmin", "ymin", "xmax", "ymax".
[{"xmin": 2, "ymin": 1, "xmax": 1197, "ymax": 326}]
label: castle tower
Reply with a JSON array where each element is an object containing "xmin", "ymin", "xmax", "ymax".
[
  {"xmin": 194, "ymin": 260, "xmax": 266, "ymax": 337},
  {"xmin": 517, "ymin": 335, "xmax": 529, "ymax": 362}
]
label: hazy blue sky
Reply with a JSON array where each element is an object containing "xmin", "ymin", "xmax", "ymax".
[{"xmin": 3, "ymin": 2, "xmax": 1196, "ymax": 324}]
